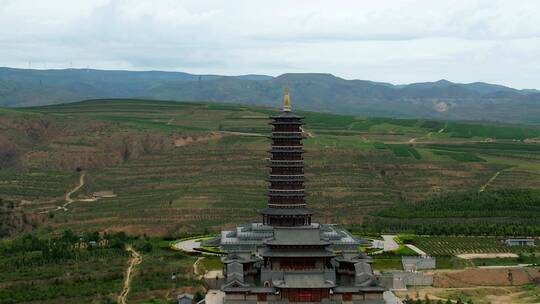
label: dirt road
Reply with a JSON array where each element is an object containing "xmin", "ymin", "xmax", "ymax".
[
  {"xmin": 219, "ymin": 131, "xmax": 266, "ymax": 137},
  {"xmin": 406, "ymin": 244, "xmax": 428, "ymax": 256},
  {"xmin": 479, "ymin": 170, "xmax": 501, "ymax": 193},
  {"xmin": 61, "ymin": 171, "xmax": 86, "ymax": 211},
  {"xmin": 457, "ymin": 253, "xmax": 518, "ymax": 259},
  {"xmin": 39, "ymin": 171, "xmax": 86, "ymax": 213},
  {"xmin": 118, "ymin": 246, "xmax": 142, "ymax": 304},
  {"xmin": 193, "ymin": 256, "xmax": 204, "ymax": 277}
]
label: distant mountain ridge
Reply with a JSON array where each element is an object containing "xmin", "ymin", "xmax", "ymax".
[{"xmin": 1, "ymin": 67, "xmax": 539, "ymax": 124}]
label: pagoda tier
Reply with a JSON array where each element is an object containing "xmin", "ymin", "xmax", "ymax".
[{"xmin": 258, "ymin": 90, "xmax": 312, "ymax": 227}]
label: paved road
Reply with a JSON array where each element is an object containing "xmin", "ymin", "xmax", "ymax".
[
  {"xmin": 173, "ymin": 239, "xmax": 201, "ymax": 253},
  {"xmin": 382, "ymin": 235, "xmax": 399, "ymax": 252},
  {"xmin": 372, "ymin": 239, "xmax": 384, "ymax": 249},
  {"xmin": 406, "ymin": 244, "xmax": 428, "ymax": 256},
  {"xmin": 205, "ymin": 290, "xmax": 225, "ymax": 304},
  {"xmin": 383, "ymin": 291, "xmax": 403, "ymax": 304}
]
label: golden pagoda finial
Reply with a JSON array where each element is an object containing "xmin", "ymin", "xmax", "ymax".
[{"xmin": 283, "ymin": 86, "xmax": 291, "ymax": 112}]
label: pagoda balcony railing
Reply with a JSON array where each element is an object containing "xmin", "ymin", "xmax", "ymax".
[
  {"xmin": 267, "ymin": 175, "xmax": 304, "ymax": 180},
  {"xmin": 268, "ymin": 189, "xmax": 305, "ymax": 195},
  {"xmin": 267, "ymin": 203, "xmax": 308, "ymax": 208},
  {"xmin": 270, "ymin": 146, "xmax": 303, "ymax": 150},
  {"xmin": 271, "ymin": 132, "xmax": 305, "ymax": 139},
  {"xmin": 270, "ymin": 172, "xmax": 304, "ymax": 176},
  {"xmin": 271, "ymin": 136, "xmax": 304, "ymax": 140},
  {"xmin": 269, "ymin": 149, "xmax": 304, "ymax": 154},
  {"xmin": 272, "ymin": 132, "xmax": 303, "ymax": 135},
  {"xmin": 220, "ymin": 240, "xmax": 262, "ymax": 245},
  {"xmin": 270, "ymin": 160, "xmax": 303, "ymax": 164},
  {"xmin": 237, "ymin": 232, "xmax": 273, "ymax": 239},
  {"xmin": 268, "ymin": 161, "xmax": 304, "ymax": 167},
  {"xmin": 268, "ymin": 186, "xmax": 304, "ymax": 190},
  {"xmin": 269, "ymin": 121, "xmax": 303, "ymax": 125},
  {"xmin": 267, "ymin": 194, "xmax": 305, "ymax": 198}
]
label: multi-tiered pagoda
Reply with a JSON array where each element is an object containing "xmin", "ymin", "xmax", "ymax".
[
  {"xmin": 258, "ymin": 86, "xmax": 311, "ymax": 227},
  {"xmin": 218, "ymin": 88, "xmax": 385, "ymax": 304}
]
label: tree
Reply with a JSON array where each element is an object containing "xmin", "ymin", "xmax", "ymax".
[
  {"xmin": 404, "ymin": 295, "xmax": 412, "ymax": 304},
  {"xmin": 61, "ymin": 229, "xmax": 79, "ymax": 243},
  {"xmin": 194, "ymin": 291, "xmax": 204, "ymax": 303},
  {"xmin": 141, "ymin": 242, "xmax": 153, "ymax": 253}
]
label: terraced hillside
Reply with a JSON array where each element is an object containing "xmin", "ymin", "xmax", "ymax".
[{"xmin": 1, "ymin": 99, "xmax": 540, "ymax": 237}]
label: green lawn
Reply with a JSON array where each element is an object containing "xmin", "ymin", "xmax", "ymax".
[{"xmin": 198, "ymin": 256, "xmax": 224, "ymax": 273}]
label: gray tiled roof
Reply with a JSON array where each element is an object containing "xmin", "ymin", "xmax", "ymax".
[
  {"xmin": 334, "ymin": 286, "xmax": 386, "ymax": 293},
  {"xmin": 261, "ymin": 248, "xmax": 335, "ymax": 257},
  {"xmin": 222, "ymin": 253, "xmax": 261, "ymax": 264},
  {"xmin": 257, "ymin": 207, "xmax": 313, "ymax": 215},
  {"xmin": 270, "ymin": 112, "xmax": 305, "ymax": 119},
  {"xmin": 266, "ymin": 225, "xmax": 331, "ymax": 246},
  {"xmin": 177, "ymin": 293, "xmax": 194, "ymax": 300},
  {"xmin": 274, "ymin": 273, "xmax": 335, "ymax": 288}
]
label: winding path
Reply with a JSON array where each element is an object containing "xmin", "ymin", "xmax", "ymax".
[
  {"xmin": 193, "ymin": 256, "xmax": 204, "ymax": 277},
  {"xmin": 60, "ymin": 171, "xmax": 86, "ymax": 211},
  {"xmin": 405, "ymin": 244, "xmax": 428, "ymax": 256},
  {"xmin": 39, "ymin": 171, "xmax": 86, "ymax": 213},
  {"xmin": 118, "ymin": 246, "xmax": 142, "ymax": 304},
  {"xmin": 479, "ymin": 170, "xmax": 501, "ymax": 193}
]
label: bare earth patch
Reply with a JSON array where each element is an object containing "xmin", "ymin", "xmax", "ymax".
[
  {"xmin": 457, "ymin": 253, "xmax": 519, "ymax": 259},
  {"xmin": 174, "ymin": 132, "xmax": 222, "ymax": 147},
  {"xmin": 433, "ymin": 267, "xmax": 540, "ymax": 288}
]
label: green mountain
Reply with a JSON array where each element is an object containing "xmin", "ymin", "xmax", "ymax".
[{"xmin": 1, "ymin": 67, "xmax": 539, "ymax": 124}]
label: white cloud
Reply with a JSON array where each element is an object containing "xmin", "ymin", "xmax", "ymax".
[{"xmin": 0, "ymin": 0, "xmax": 539, "ymax": 88}]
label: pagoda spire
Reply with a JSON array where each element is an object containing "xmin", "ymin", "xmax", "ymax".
[{"xmin": 283, "ymin": 86, "xmax": 291, "ymax": 112}]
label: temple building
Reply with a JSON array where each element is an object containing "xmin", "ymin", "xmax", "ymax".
[{"xmin": 218, "ymin": 88, "xmax": 385, "ymax": 304}]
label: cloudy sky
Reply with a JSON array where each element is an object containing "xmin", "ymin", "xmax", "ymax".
[{"xmin": 1, "ymin": 0, "xmax": 539, "ymax": 88}]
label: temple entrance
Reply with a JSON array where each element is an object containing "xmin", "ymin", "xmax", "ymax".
[{"xmin": 282, "ymin": 288, "xmax": 330, "ymax": 302}]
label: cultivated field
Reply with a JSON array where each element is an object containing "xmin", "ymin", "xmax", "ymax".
[
  {"xmin": 1, "ymin": 99, "xmax": 540, "ymax": 303},
  {"xmin": 412, "ymin": 236, "xmax": 535, "ymax": 256},
  {"xmin": 1, "ymin": 99, "xmax": 540, "ymax": 237}
]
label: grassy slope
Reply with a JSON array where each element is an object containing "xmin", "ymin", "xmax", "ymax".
[{"xmin": 1, "ymin": 99, "xmax": 540, "ymax": 237}]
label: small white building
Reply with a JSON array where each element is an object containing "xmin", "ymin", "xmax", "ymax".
[
  {"xmin": 92, "ymin": 191, "xmax": 116, "ymax": 199},
  {"xmin": 402, "ymin": 256, "xmax": 436, "ymax": 271},
  {"xmin": 505, "ymin": 238, "xmax": 536, "ymax": 247},
  {"xmin": 177, "ymin": 293, "xmax": 194, "ymax": 304}
]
